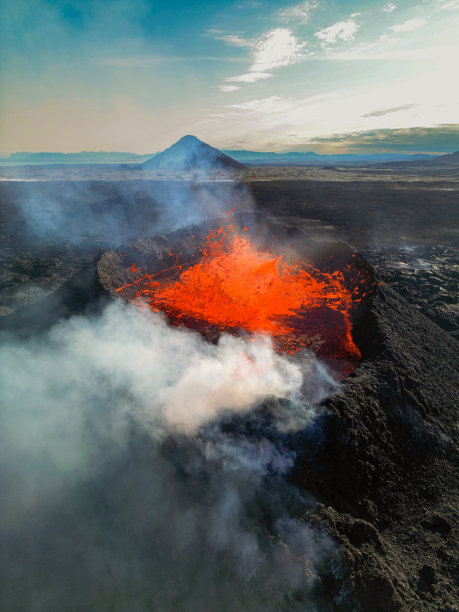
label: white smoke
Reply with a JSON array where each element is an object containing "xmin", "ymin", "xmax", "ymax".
[
  {"xmin": 39, "ymin": 302, "xmax": 303, "ymax": 433},
  {"xmin": 158, "ymin": 332, "xmax": 303, "ymax": 433},
  {"xmin": 12, "ymin": 175, "xmax": 254, "ymax": 246},
  {"xmin": 0, "ymin": 301, "xmax": 345, "ymax": 609}
]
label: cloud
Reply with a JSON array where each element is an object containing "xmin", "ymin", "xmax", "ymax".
[
  {"xmin": 208, "ymin": 33, "xmax": 253, "ymax": 47},
  {"xmin": 383, "ymin": 3, "xmax": 397, "ymax": 12},
  {"xmin": 388, "ymin": 18, "xmax": 427, "ymax": 33},
  {"xmin": 221, "ymin": 27, "xmax": 307, "ymax": 86},
  {"xmin": 251, "ymin": 28, "xmax": 307, "ymax": 70},
  {"xmin": 226, "ymin": 96, "xmax": 290, "ymax": 113},
  {"xmin": 220, "ymin": 85, "xmax": 240, "ymax": 92},
  {"xmin": 314, "ymin": 15, "xmax": 361, "ymax": 46},
  {"xmin": 226, "ymin": 71, "xmax": 272, "ymax": 83},
  {"xmin": 362, "ymin": 104, "xmax": 419, "ymax": 118},
  {"xmin": 436, "ymin": 0, "xmax": 459, "ymax": 9},
  {"xmin": 278, "ymin": 1, "xmax": 319, "ymax": 24},
  {"xmin": 193, "ymin": 92, "xmax": 344, "ymax": 150},
  {"xmin": 328, "ymin": 41, "xmax": 458, "ymax": 61},
  {"xmin": 305, "ymin": 124, "xmax": 459, "ymax": 153}
]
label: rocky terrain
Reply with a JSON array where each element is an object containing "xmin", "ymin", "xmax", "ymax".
[{"xmin": 0, "ymin": 166, "xmax": 457, "ymax": 611}]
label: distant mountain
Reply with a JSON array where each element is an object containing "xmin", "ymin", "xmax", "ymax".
[
  {"xmin": 141, "ymin": 136, "xmax": 244, "ymax": 171},
  {"xmin": 2, "ymin": 146, "xmax": 451, "ymax": 168},
  {"xmin": 379, "ymin": 150, "xmax": 459, "ymax": 168},
  {"xmin": 223, "ymin": 150, "xmax": 322, "ymax": 163},
  {"xmin": 222, "ymin": 149, "xmax": 437, "ymax": 166},
  {"xmin": 0, "ymin": 151, "xmax": 153, "ymax": 165}
]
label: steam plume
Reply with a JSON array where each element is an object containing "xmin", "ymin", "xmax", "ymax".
[{"xmin": 0, "ymin": 302, "xmax": 345, "ymax": 610}]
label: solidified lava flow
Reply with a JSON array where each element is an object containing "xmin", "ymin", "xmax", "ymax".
[{"xmin": 117, "ymin": 225, "xmax": 364, "ymax": 376}]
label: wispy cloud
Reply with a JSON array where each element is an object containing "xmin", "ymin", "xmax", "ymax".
[
  {"xmin": 383, "ymin": 3, "xmax": 397, "ymax": 12},
  {"xmin": 219, "ymin": 85, "xmax": 240, "ymax": 92},
  {"xmin": 362, "ymin": 104, "xmax": 418, "ymax": 118},
  {"xmin": 314, "ymin": 14, "xmax": 361, "ymax": 46},
  {"xmin": 218, "ymin": 28, "xmax": 308, "ymax": 86},
  {"xmin": 278, "ymin": 1, "xmax": 319, "ymax": 24},
  {"xmin": 436, "ymin": 0, "xmax": 459, "ymax": 9},
  {"xmin": 388, "ymin": 18, "xmax": 427, "ymax": 33},
  {"xmin": 208, "ymin": 33, "xmax": 253, "ymax": 47},
  {"xmin": 226, "ymin": 96, "xmax": 290, "ymax": 112},
  {"xmin": 226, "ymin": 72, "xmax": 272, "ymax": 83},
  {"xmin": 328, "ymin": 45, "xmax": 458, "ymax": 60}
]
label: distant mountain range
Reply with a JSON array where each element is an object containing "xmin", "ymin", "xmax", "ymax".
[
  {"xmin": 0, "ymin": 151, "xmax": 154, "ymax": 164},
  {"xmin": 222, "ymin": 150, "xmax": 437, "ymax": 166},
  {"xmin": 377, "ymin": 150, "xmax": 459, "ymax": 168},
  {"xmin": 2, "ymin": 139, "xmax": 458, "ymax": 168}
]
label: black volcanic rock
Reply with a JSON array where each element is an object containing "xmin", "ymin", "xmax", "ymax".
[
  {"xmin": 291, "ymin": 283, "xmax": 458, "ymax": 610},
  {"xmin": 141, "ymin": 135, "xmax": 244, "ymax": 171}
]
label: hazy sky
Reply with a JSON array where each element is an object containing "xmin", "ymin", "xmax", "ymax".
[{"xmin": 1, "ymin": 0, "xmax": 458, "ymax": 153}]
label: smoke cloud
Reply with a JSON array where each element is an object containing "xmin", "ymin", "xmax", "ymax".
[
  {"xmin": 0, "ymin": 302, "xmax": 345, "ymax": 610},
  {"xmin": 11, "ymin": 173, "xmax": 253, "ymax": 246}
]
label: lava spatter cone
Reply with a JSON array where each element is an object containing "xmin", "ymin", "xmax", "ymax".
[{"xmin": 99, "ymin": 213, "xmax": 376, "ymax": 378}]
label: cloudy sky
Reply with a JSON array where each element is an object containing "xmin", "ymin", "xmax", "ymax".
[{"xmin": 1, "ymin": 0, "xmax": 458, "ymax": 153}]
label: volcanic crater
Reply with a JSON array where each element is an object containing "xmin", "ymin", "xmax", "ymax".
[
  {"xmin": 98, "ymin": 213, "xmax": 377, "ymax": 378},
  {"xmin": 94, "ymin": 213, "xmax": 458, "ymax": 610},
  {"xmin": 1, "ymin": 196, "xmax": 457, "ymax": 611}
]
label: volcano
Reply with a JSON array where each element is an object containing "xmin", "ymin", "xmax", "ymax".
[
  {"xmin": 95, "ymin": 215, "xmax": 458, "ymax": 609},
  {"xmin": 141, "ymin": 135, "xmax": 245, "ymax": 171},
  {"xmin": 1, "ymin": 211, "xmax": 457, "ymax": 611},
  {"xmin": 100, "ymin": 213, "xmax": 376, "ymax": 378}
]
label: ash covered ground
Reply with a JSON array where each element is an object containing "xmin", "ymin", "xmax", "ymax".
[{"xmin": 0, "ymin": 164, "xmax": 457, "ymax": 611}]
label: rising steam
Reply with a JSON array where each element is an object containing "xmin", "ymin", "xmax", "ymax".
[{"xmin": 0, "ymin": 302, "xmax": 345, "ymax": 610}]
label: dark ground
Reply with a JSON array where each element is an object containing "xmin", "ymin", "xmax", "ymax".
[{"xmin": 0, "ymin": 166, "xmax": 457, "ymax": 610}]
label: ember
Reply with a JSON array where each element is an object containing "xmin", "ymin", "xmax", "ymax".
[{"xmin": 117, "ymin": 223, "xmax": 367, "ymax": 376}]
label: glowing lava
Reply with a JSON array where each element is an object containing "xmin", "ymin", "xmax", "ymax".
[{"xmin": 117, "ymin": 226, "xmax": 363, "ymax": 375}]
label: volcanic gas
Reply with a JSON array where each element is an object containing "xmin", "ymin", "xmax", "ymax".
[{"xmin": 114, "ymin": 217, "xmax": 374, "ymax": 377}]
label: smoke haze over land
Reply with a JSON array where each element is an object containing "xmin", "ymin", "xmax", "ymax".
[{"xmin": 11, "ymin": 172, "xmax": 254, "ymax": 246}]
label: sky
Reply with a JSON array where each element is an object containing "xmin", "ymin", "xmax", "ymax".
[{"xmin": 1, "ymin": 0, "xmax": 458, "ymax": 154}]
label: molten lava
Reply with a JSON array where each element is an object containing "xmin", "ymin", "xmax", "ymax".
[{"xmin": 117, "ymin": 226, "xmax": 364, "ymax": 375}]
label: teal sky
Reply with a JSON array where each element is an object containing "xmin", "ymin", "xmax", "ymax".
[{"xmin": 1, "ymin": 0, "xmax": 458, "ymax": 153}]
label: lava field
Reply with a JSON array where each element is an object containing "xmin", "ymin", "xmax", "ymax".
[{"xmin": 0, "ymin": 172, "xmax": 457, "ymax": 611}]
